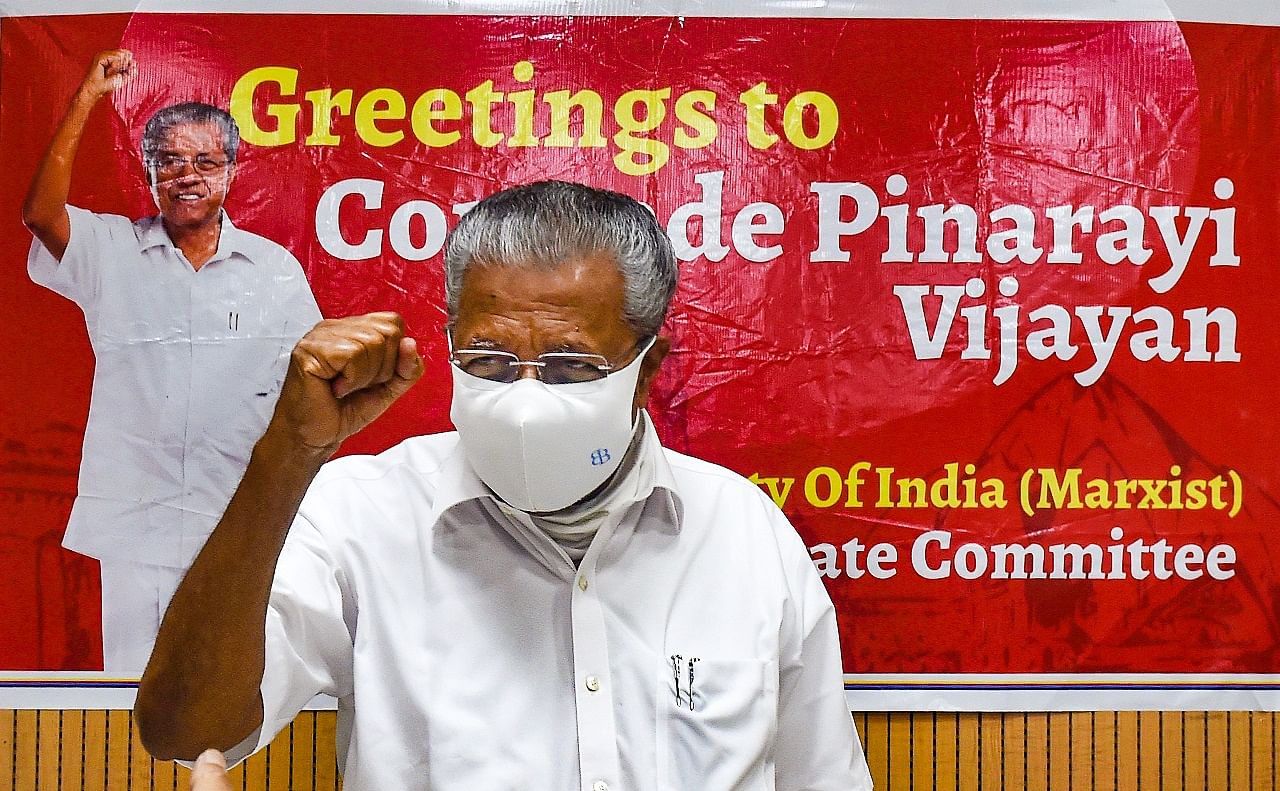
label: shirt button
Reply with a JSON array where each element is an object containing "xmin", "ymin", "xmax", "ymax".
[
  {"xmin": 577, "ymin": 575, "xmax": 589, "ymax": 591},
  {"xmin": 592, "ymin": 782, "xmax": 609, "ymax": 791},
  {"xmin": 585, "ymin": 675, "xmax": 600, "ymax": 692}
]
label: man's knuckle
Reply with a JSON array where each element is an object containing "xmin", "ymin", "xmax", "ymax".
[
  {"xmin": 295, "ymin": 355, "xmax": 327, "ymax": 376},
  {"xmin": 367, "ymin": 311, "xmax": 405, "ymax": 331}
]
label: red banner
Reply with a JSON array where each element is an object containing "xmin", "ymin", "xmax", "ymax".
[{"xmin": 1, "ymin": 7, "xmax": 1278, "ymax": 708}]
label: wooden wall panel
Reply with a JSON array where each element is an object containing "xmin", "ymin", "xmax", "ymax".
[
  {"xmin": 1, "ymin": 710, "xmax": 14, "ymax": 790},
  {"xmin": 3, "ymin": 710, "xmax": 1279, "ymax": 790},
  {"xmin": 1253, "ymin": 712, "xmax": 1277, "ymax": 789},
  {"xmin": 1115, "ymin": 711, "xmax": 1138, "ymax": 791},
  {"xmin": 934, "ymin": 714, "xmax": 959, "ymax": 791},
  {"xmin": 14, "ymin": 710, "xmax": 37, "ymax": 789}
]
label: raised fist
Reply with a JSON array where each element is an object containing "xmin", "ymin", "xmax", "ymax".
[
  {"xmin": 78, "ymin": 49, "xmax": 134, "ymax": 101},
  {"xmin": 273, "ymin": 312, "xmax": 424, "ymax": 455}
]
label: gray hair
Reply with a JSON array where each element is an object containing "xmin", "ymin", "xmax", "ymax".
[
  {"xmin": 141, "ymin": 102, "xmax": 240, "ymax": 168},
  {"xmin": 444, "ymin": 181, "xmax": 678, "ymax": 338}
]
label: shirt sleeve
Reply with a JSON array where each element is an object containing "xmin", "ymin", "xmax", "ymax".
[
  {"xmin": 240, "ymin": 234, "xmax": 321, "ymax": 346},
  {"xmin": 26, "ymin": 206, "xmax": 126, "ymax": 309},
  {"xmin": 773, "ymin": 512, "xmax": 875, "ymax": 791},
  {"xmin": 275, "ymin": 248, "xmax": 323, "ymax": 339},
  {"xmin": 225, "ymin": 510, "xmax": 355, "ymax": 765}
]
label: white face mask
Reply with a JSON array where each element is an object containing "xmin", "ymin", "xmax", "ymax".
[{"xmin": 450, "ymin": 339, "xmax": 654, "ymax": 513}]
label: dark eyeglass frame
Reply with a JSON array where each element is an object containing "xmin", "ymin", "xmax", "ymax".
[
  {"xmin": 151, "ymin": 153, "xmax": 231, "ymax": 177},
  {"xmin": 446, "ymin": 330, "xmax": 651, "ymax": 385}
]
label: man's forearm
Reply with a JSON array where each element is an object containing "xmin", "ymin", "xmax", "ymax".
[
  {"xmin": 22, "ymin": 90, "xmax": 96, "ymax": 252},
  {"xmin": 137, "ymin": 313, "xmax": 421, "ymax": 760},
  {"xmin": 26, "ymin": 49, "xmax": 133, "ymax": 258},
  {"xmin": 135, "ymin": 425, "xmax": 331, "ymax": 760}
]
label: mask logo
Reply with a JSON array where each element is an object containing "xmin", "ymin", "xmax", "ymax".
[{"xmin": 590, "ymin": 448, "xmax": 611, "ymax": 466}]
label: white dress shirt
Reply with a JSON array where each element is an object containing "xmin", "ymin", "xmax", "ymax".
[
  {"xmin": 28, "ymin": 207, "xmax": 321, "ymax": 568},
  {"xmin": 244, "ymin": 414, "xmax": 874, "ymax": 791}
]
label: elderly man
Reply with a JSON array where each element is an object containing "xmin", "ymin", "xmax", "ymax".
[
  {"xmin": 22, "ymin": 49, "xmax": 320, "ymax": 671},
  {"xmin": 138, "ymin": 181, "xmax": 873, "ymax": 790}
]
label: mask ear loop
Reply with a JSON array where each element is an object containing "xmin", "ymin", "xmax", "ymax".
[
  {"xmin": 617, "ymin": 335, "xmax": 658, "ymax": 373},
  {"xmin": 625, "ymin": 336, "xmax": 659, "ymax": 431}
]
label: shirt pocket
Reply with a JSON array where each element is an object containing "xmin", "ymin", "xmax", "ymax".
[{"xmin": 656, "ymin": 656, "xmax": 779, "ymax": 791}]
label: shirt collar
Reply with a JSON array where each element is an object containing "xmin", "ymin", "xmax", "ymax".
[
  {"xmin": 138, "ymin": 211, "xmax": 255, "ymax": 265},
  {"xmin": 427, "ymin": 410, "xmax": 684, "ymax": 533},
  {"xmin": 638, "ymin": 411, "xmax": 684, "ymax": 527}
]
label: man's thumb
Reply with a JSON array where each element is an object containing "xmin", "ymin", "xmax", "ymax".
[
  {"xmin": 195, "ymin": 749, "xmax": 226, "ymax": 770},
  {"xmin": 190, "ymin": 749, "xmax": 233, "ymax": 791},
  {"xmin": 391, "ymin": 337, "xmax": 425, "ymax": 394}
]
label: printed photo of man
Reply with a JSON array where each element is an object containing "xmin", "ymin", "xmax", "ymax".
[{"xmin": 21, "ymin": 49, "xmax": 321, "ymax": 672}]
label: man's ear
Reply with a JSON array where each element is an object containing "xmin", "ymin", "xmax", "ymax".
[{"xmin": 632, "ymin": 335, "xmax": 671, "ymax": 414}]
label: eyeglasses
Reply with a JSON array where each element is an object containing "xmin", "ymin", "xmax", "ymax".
[
  {"xmin": 448, "ymin": 333, "xmax": 653, "ymax": 385},
  {"xmin": 152, "ymin": 154, "xmax": 230, "ymax": 177}
]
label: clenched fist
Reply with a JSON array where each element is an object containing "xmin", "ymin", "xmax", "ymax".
[
  {"xmin": 272, "ymin": 312, "xmax": 424, "ymax": 455},
  {"xmin": 77, "ymin": 49, "xmax": 134, "ymax": 102}
]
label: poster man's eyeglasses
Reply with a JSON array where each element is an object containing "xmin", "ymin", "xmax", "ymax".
[{"xmin": 152, "ymin": 154, "xmax": 230, "ymax": 177}]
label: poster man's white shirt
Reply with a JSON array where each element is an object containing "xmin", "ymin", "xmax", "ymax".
[{"xmin": 27, "ymin": 206, "xmax": 321, "ymax": 669}]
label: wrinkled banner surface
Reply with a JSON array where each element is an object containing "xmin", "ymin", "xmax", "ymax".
[{"xmin": 1, "ymin": 2, "xmax": 1278, "ymax": 710}]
